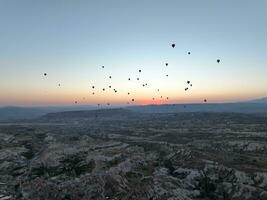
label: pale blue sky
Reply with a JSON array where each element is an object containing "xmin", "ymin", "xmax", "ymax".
[{"xmin": 0, "ymin": 0, "xmax": 267, "ymax": 106}]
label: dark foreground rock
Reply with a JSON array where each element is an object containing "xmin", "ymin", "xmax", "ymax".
[{"xmin": 0, "ymin": 112, "xmax": 267, "ymax": 199}]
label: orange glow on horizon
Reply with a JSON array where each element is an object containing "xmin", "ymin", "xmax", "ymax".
[
  {"xmin": 1, "ymin": 85, "xmax": 267, "ymax": 106},
  {"xmin": 140, "ymin": 99, "xmax": 166, "ymax": 105}
]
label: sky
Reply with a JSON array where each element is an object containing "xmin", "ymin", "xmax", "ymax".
[{"xmin": 0, "ymin": 0, "xmax": 267, "ymax": 106}]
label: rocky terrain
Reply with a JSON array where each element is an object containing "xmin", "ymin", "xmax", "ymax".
[{"xmin": 0, "ymin": 109, "xmax": 267, "ymax": 199}]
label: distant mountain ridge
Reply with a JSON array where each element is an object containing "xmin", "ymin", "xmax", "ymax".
[
  {"xmin": 1, "ymin": 97, "xmax": 267, "ymax": 121},
  {"xmin": 40, "ymin": 108, "xmax": 140, "ymax": 122},
  {"xmin": 0, "ymin": 105, "xmax": 97, "ymax": 121},
  {"xmin": 247, "ymin": 97, "xmax": 267, "ymax": 103},
  {"xmin": 126, "ymin": 102, "xmax": 267, "ymax": 114}
]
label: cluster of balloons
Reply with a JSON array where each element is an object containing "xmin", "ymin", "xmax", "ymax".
[{"xmin": 44, "ymin": 43, "xmax": 221, "ymax": 106}]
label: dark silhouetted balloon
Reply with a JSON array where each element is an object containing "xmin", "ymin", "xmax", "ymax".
[
  {"xmin": 185, "ymin": 88, "xmax": 188, "ymax": 91},
  {"xmin": 75, "ymin": 101, "xmax": 77, "ymax": 104},
  {"xmin": 172, "ymin": 44, "xmax": 175, "ymax": 48},
  {"xmin": 132, "ymin": 99, "xmax": 135, "ymax": 101},
  {"xmin": 187, "ymin": 81, "xmax": 190, "ymax": 84},
  {"xmin": 166, "ymin": 97, "xmax": 169, "ymax": 100},
  {"xmin": 102, "ymin": 88, "xmax": 105, "ymax": 91},
  {"xmin": 166, "ymin": 74, "xmax": 168, "ymax": 77},
  {"xmin": 217, "ymin": 59, "xmax": 220, "ymax": 63},
  {"xmin": 137, "ymin": 78, "xmax": 139, "ymax": 80},
  {"xmin": 204, "ymin": 99, "xmax": 207, "ymax": 102},
  {"xmin": 165, "ymin": 63, "xmax": 168, "ymax": 66},
  {"xmin": 109, "ymin": 76, "xmax": 112, "ymax": 79},
  {"xmin": 188, "ymin": 52, "xmax": 191, "ymax": 55},
  {"xmin": 128, "ymin": 92, "xmax": 130, "ymax": 95},
  {"xmin": 102, "ymin": 66, "xmax": 104, "ymax": 68},
  {"xmin": 92, "ymin": 86, "xmax": 95, "ymax": 89},
  {"xmin": 109, "ymin": 86, "xmax": 111, "ymax": 88},
  {"xmin": 44, "ymin": 73, "xmax": 47, "ymax": 76},
  {"xmin": 128, "ymin": 78, "xmax": 131, "ymax": 81},
  {"xmin": 92, "ymin": 92, "xmax": 95, "ymax": 95}
]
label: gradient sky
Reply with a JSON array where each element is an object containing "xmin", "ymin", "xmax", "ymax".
[{"xmin": 0, "ymin": 0, "xmax": 267, "ymax": 106}]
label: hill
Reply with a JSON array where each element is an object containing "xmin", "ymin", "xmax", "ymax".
[
  {"xmin": 126, "ymin": 103, "xmax": 267, "ymax": 114},
  {"xmin": 0, "ymin": 105, "xmax": 97, "ymax": 121},
  {"xmin": 40, "ymin": 108, "xmax": 141, "ymax": 122},
  {"xmin": 248, "ymin": 97, "xmax": 267, "ymax": 103}
]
